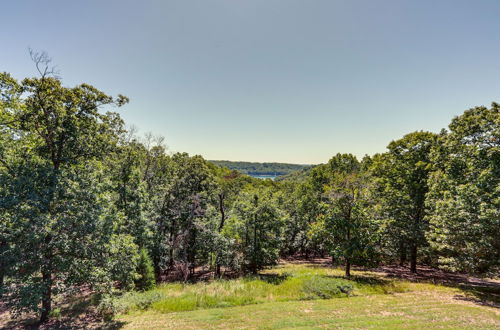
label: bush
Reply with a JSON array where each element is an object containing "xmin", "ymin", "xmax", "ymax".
[
  {"xmin": 135, "ymin": 248, "xmax": 156, "ymax": 291},
  {"xmin": 106, "ymin": 234, "xmax": 140, "ymax": 291},
  {"xmin": 48, "ymin": 308, "xmax": 61, "ymax": 319},
  {"xmin": 96, "ymin": 294, "xmax": 119, "ymax": 320},
  {"xmin": 302, "ymin": 276, "xmax": 353, "ymax": 299}
]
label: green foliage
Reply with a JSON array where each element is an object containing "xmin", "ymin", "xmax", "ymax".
[
  {"xmin": 0, "ymin": 64, "xmax": 130, "ymax": 321},
  {"xmin": 108, "ymin": 141, "xmax": 152, "ymax": 248},
  {"xmin": 280, "ymin": 181, "xmax": 320, "ymax": 256},
  {"xmin": 426, "ymin": 104, "xmax": 499, "ymax": 274},
  {"xmin": 276, "ymin": 165, "xmax": 316, "ymax": 182},
  {"xmin": 104, "ymin": 234, "xmax": 140, "ymax": 292},
  {"xmin": 302, "ymin": 276, "xmax": 353, "ymax": 299},
  {"xmin": 307, "ymin": 154, "xmax": 379, "ymax": 275},
  {"xmin": 150, "ymin": 152, "xmax": 216, "ymax": 277},
  {"xmin": 227, "ymin": 188, "xmax": 285, "ymax": 273},
  {"xmin": 135, "ymin": 248, "xmax": 156, "ymax": 291},
  {"xmin": 370, "ymin": 131, "xmax": 437, "ymax": 271}
]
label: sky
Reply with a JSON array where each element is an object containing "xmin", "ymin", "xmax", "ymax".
[{"xmin": 1, "ymin": 0, "xmax": 500, "ymax": 164}]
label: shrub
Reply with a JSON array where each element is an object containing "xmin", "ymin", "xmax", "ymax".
[
  {"xmin": 135, "ymin": 248, "xmax": 156, "ymax": 291},
  {"xmin": 48, "ymin": 308, "xmax": 61, "ymax": 319},
  {"xmin": 96, "ymin": 294, "xmax": 118, "ymax": 320},
  {"xmin": 302, "ymin": 276, "xmax": 353, "ymax": 299},
  {"xmin": 115, "ymin": 290, "xmax": 167, "ymax": 314}
]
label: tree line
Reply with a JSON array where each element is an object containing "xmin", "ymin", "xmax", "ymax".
[
  {"xmin": 0, "ymin": 56, "xmax": 498, "ymax": 322},
  {"xmin": 209, "ymin": 160, "xmax": 310, "ymax": 176}
]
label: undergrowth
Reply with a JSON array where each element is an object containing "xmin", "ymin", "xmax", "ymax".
[{"xmin": 103, "ymin": 263, "xmax": 413, "ymax": 316}]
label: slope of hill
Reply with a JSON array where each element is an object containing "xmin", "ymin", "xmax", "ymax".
[{"xmin": 275, "ymin": 165, "xmax": 317, "ymax": 182}]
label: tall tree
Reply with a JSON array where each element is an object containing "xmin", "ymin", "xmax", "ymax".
[
  {"xmin": 151, "ymin": 153, "xmax": 215, "ymax": 279},
  {"xmin": 371, "ymin": 132, "xmax": 437, "ymax": 273},
  {"xmin": 309, "ymin": 154, "xmax": 375, "ymax": 276},
  {"xmin": 0, "ymin": 52, "xmax": 131, "ymax": 321},
  {"xmin": 108, "ymin": 138, "xmax": 151, "ymax": 247},
  {"xmin": 228, "ymin": 188, "xmax": 284, "ymax": 274},
  {"xmin": 211, "ymin": 168, "xmax": 249, "ymax": 276},
  {"xmin": 426, "ymin": 104, "xmax": 499, "ymax": 274}
]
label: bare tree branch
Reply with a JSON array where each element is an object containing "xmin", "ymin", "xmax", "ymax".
[{"xmin": 28, "ymin": 48, "xmax": 60, "ymax": 79}]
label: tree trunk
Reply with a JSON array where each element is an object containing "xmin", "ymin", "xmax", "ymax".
[
  {"xmin": 168, "ymin": 219, "xmax": 176, "ymax": 270},
  {"xmin": 39, "ymin": 270, "xmax": 52, "ymax": 323},
  {"xmin": 186, "ymin": 226, "xmax": 197, "ymax": 280},
  {"xmin": 218, "ymin": 194, "xmax": 226, "ymax": 231},
  {"xmin": 168, "ymin": 247, "xmax": 174, "ymax": 270},
  {"xmin": 0, "ymin": 241, "xmax": 5, "ymax": 290},
  {"xmin": 215, "ymin": 264, "xmax": 221, "ymax": 277},
  {"xmin": 410, "ymin": 244, "xmax": 417, "ymax": 273},
  {"xmin": 215, "ymin": 194, "xmax": 226, "ymax": 277},
  {"xmin": 399, "ymin": 241, "xmax": 407, "ymax": 266},
  {"xmin": 253, "ymin": 220, "xmax": 258, "ymax": 274},
  {"xmin": 0, "ymin": 241, "xmax": 5, "ymax": 295},
  {"xmin": 0, "ymin": 271, "xmax": 3, "ymax": 297},
  {"xmin": 345, "ymin": 205, "xmax": 351, "ymax": 277},
  {"xmin": 331, "ymin": 255, "xmax": 335, "ymax": 266}
]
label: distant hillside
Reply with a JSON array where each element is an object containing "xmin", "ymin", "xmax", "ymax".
[
  {"xmin": 275, "ymin": 165, "xmax": 317, "ymax": 182},
  {"xmin": 209, "ymin": 160, "xmax": 311, "ymax": 176}
]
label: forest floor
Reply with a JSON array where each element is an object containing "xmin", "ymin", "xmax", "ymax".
[{"xmin": 1, "ymin": 259, "xmax": 499, "ymax": 329}]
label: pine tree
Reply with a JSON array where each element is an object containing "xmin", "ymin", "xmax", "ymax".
[{"xmin": 135, "ymin": 248, "xmax": 156, "ymax": 291}]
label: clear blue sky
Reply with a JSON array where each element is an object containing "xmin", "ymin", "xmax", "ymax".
[{"xmin": 2, "ymin": 0, "xmax": 499, "ymax": 164}]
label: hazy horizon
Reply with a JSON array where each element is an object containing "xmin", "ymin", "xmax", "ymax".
[{"xmin": 2, "ymin": 0, "xmax": 500, "ymax": 163}]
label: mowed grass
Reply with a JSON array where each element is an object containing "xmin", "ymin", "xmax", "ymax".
[
  {"xmin": 113, "ymin": 263, "xmax": 500, "ymax": 329},
  {"xmin": 117, "ymin": 291, "xmax": 499, "ymax": 329}
]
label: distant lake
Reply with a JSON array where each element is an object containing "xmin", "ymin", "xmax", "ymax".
[{"xmin": 249, "ymin": 174, "xmax": 278, "ymax": 180}]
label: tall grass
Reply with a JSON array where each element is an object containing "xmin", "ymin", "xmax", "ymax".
[{"xmin": 108, "ymin": 263, "xmax": 412, "ymax": 316}]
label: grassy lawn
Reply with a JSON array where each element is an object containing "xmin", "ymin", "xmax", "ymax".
[
  {"xmin": 113, "ymin": 263, "xmax": 500, "ymax": 329},
  {"xmin": 117, "ymin": 292, "xmax": 499, "ymax": 329},
  {"xmin": 2, "ymin": 262, "xmax": 498, "ymax": 328}
]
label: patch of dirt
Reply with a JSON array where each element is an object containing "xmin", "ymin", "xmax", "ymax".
[
  {"xmin": 0, "ymin": 288, "xmax": 123, "ymax": 330},
  {"xmin": 0, "ymin": 310, "xmax": 124, "ymax": 330}
]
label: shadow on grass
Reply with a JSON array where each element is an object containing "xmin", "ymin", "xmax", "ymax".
[
  {"xmin": 2, "ymin": 317, "xmax": 127, "ymax": 330},
  {"xmin": 333, "ymin": 274, "xmax": 389, "ymax": 286},
  {"xmin": 373, "ymin": 265, "xmax": 500, "ymax": 308},
  {"xmin": 452, "ymin": 284, "xmax": 500, "ymax": 308},
  {"xmin": 309, "ymin": 263, "xmax": 500, "ymax": 309}
]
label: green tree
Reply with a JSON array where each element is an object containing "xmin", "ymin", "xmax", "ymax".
[
  {"xmin": 426, "ymin": 104, "xmax": 499, "ymax": 274},
  {"xmin": 211, "ymin": 168, "xmax": 249, "ymax": 276},
  {"xmin": 108, "ymin": 138, "xmax": 151, "ymax": 247},
  {"xmin": 228, "ymin": 188, "xmax": 284, "ymax": 274},
  {"xmin": 284, "ymin": 180, "xmax": 326, "ymax": 258},
  {"xmin": 150, "ymin": 153, "xmax": 215, "ymax": 279},
  {"xmin": 0, "ymin": 54, "xmax": 130, "ymax": 322},
  {"xmin": 135, "ymin": 248, "xmax": 156, "ymax": 291},
  {"xmin": 313, "ymin": 154, "xmax": 376, "ymax": 276},
  {"xmin": 371, "ymin": 132, "xmax": 437, "ymax": 273}
]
